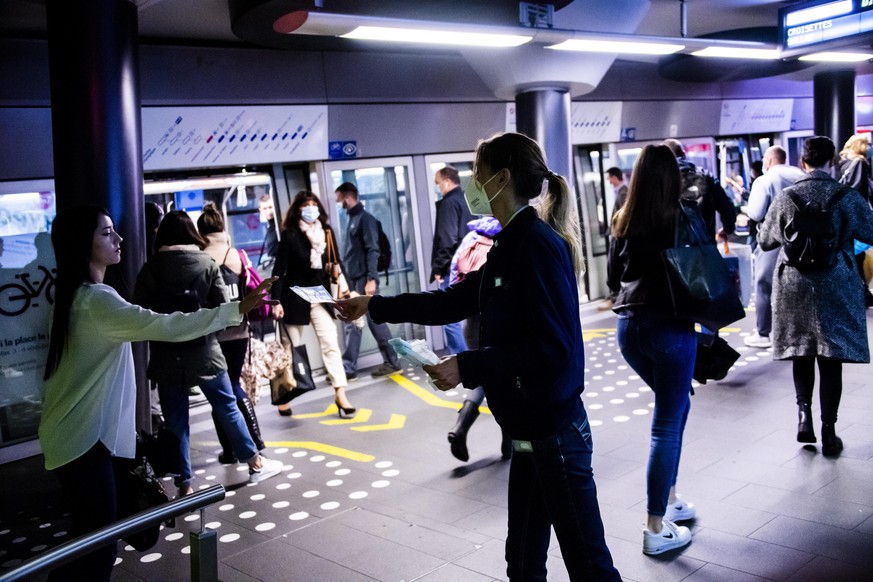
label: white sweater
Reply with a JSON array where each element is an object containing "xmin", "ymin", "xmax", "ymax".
[{"xmin": 39, "ymin": 283, "xmax": 242, "ymax": 470}]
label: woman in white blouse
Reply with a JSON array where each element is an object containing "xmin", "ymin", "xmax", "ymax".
[{"xmin": 39, "ymin": 205, "xmax": 276, "ymax": 581}]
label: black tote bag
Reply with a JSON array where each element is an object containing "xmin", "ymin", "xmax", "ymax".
[
  {"xmin": 287, "ymin": 344, "xmax": 317, "ymax": 401},
  {"xmin": 662, "ymin": 204, "xmax": 745, "ymax": 331}
]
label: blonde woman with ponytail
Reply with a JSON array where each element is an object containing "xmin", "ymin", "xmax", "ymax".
[{"xmin": 336, "ymin": 132, "xmax": 620, "ymax": 581}]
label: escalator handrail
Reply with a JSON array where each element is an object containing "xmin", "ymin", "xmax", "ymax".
[{"xmin": 0, "ymin": 484, "xmax": 226, "ymax": 582}]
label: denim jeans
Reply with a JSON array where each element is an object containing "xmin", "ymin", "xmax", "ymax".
[
  {"xmin": 158, "ymin": 370, "xmax": 257, "ymax": 486},
  {"xmin": 440, "ymin": 278, "xmax": 468, "ymax": 354},
  {"xmin": 506, "ymin": 408, "xmax": 620, "ymax": 582},
  {"xmin": 342, "ymin": 277, "xmax": 400, "ymax": 374},
  {"xmin": 617, "ymin": 310, "xmax": 695, "ymax": 517},
  {"xmin": 753, "ymin": 246, "xmax": 779, "ymax": 336}
]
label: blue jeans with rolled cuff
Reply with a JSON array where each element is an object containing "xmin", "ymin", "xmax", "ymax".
[
  {"xmin": 505, "ymin": 408, "xmax": 621, "ymax": 582},
  {"xmin": 158, "ymin": 370, "xmax": 258, "ymax": 487},
  {"xmin": 617, "ymin": 309, "xmax": 695, "ymax": 517}
]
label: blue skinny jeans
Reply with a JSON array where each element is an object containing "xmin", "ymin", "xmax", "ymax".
[{"xmin": 617, "ymin": 310, "xmax": 695, "ymax": 517}]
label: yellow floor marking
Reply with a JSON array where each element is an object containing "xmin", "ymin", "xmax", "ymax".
[
  {"xmin": 351, "ymin": 413, "xmax": 406, "ymax": 432},
  {"xmin": 262, "ymin": 441, "xmax": 374, "ymax": 462},
  {"xmin": 582, "ymin": 328, "xmax": 614, "ymax": 342},
  {"xmin": 390, "ymin": 374, "xmax": 491, "ymax": 415},
  {"xmin": 320, "ymin": 408, "xmax": 373, "ymax": 425},
  {"xmin": 293, "ymin": 403, "xmax": 339, "ymax": 419}
]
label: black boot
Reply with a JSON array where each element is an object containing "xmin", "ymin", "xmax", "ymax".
[
  {"xmin": 239, "ymin": 397, "xmax": 266, "ymax": 451},
  {"xmin": 797, "ymin": 402, "xmax": 816, "ymax": 443},
  {"xmin": 212, "ymin": 413, "xmax": 237, "ymax": 464},
  {"xmin": 500, "ymin": 428, "xmax": 512, "ymax": 460},
  {"xmin": 448, "ymin": 400, "xmax": 480, "ymax": 462},
  {"xmin": 821, "ymin": 422, "xmax": 843, "ymax": 456}
]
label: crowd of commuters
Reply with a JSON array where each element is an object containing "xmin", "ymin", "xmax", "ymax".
[{"xmin": 35, "ymin": 131, "xmax": 873, "ymax": 580}]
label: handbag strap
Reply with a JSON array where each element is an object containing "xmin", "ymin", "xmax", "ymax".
[
  {"xmin": 325, "ymin": 229, "xmax": 337, "ymax": 264},
  {"xmin": 674, "ymin": 203, "xmax": 706, "ymax": 247}
]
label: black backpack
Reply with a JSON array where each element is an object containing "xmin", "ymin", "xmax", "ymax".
[
  {"xmin": 150, "ymin": 270, "xmax": 208, "ymax": 348},
  {"xmin": 782, "ymin": 185, "xmax": 851, "ymax": 273},
  {"xmin": 375, "ymin": 219, "xmax": 392, "ymax": 284}
]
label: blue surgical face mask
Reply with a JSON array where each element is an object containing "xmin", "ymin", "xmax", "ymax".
[{"xmin": 301, "ymin": 206, "xmax": 320, "ymax": 223}]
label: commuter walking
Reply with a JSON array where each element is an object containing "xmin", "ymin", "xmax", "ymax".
[
  {"xmin": 271, "ymin": 191, "xmax": 356, "ymax": 417},
  {"xmin": 431, "ymin": 165, "xmax": 474, "ymax": 353},
  {"xmin": 744, "ymin": 146, "xmax": 804, "ymax": 348},
  {"xmin": 602, "ymin": 166, "xmax": 628, "ymax": 311},
  {"xmin": 197, "ymin": 202, "xmax": 266, "ymax": 461},
  {"xmin": 443, "ymin": 216, "xmax": 510, "ymax": 462},
  {"xmin": 837, "ymin": 134, "xmax": 873, "ymax": 307},
  {"xmin": 337, "ymin": 132, "xmax": 621, "ymax": 581},
  {"xmin": 758, "ymin": 136, "xmax": 873, "ymax": 456},
  {"xmin": 39, "ymin": 205, "xmax": 276, "ymax": 581},
  {"xmin": 609, "ymin": 145, "xmax": 698, "ymax": 555},
  {"xmin": 334, "ymin": 182, "xmax": 402, "ymax": 378},
  {"xmin": 134, "ymin": 210, "xmax": 283, "ymax": 498}
]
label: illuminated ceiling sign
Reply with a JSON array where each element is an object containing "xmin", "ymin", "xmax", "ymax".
[{"xmin": 780, "ymin": 0, "xmax": 873, "ymax": 57}]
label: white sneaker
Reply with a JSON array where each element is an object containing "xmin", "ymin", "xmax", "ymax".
[
  {"xmin": 743, "ymin": 332, "xmax": 771, "ymax": 348},
  {"xmin": 664, "ymin": 496, "xmax": 696, "ymax": 522},
  {"xmin": 642, "ymin": 519, "xmax": 692, "ymax": 555},
  {"xmin": 249, "ymin": 457, "xmax": 284, "ymax": 484}
]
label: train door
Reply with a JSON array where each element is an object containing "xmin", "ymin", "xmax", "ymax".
[
  {"xmin": 717, "ymin": 135, "xmax": 773, "ymax": 239},
  {"xmin": 781, "ymin": 130, "xmax": 813, "ymax": 167},
  {"xmin": 573, "ymin": 145, "xmax": 608, "ymax": 302},
  {"xmin": 321, "ymin": 157, "xmax": 426, "ymax": 368}
]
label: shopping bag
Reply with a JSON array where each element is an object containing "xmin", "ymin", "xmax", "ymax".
[
  {"xmin": 286, "ymin": 344, "xmax": 317, "ymax": 401},
  {"xmin": 693, "ymin": 334, "xmax": 741, "ymax": 384}
]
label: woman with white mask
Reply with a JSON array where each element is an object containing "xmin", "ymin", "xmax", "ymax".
[{"xmin": 271, "ymin": 191, "xmax": 355, "ymax": 417}]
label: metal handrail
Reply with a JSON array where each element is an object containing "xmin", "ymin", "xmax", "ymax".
[{"xmin": 0, "ymin": 484, "xmax": 226, "ymax": 582}]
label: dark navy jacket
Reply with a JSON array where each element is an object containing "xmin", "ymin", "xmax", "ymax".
[
  {"xmin": 430, "ymin": 186, "xmax": 474, "ymax": 282},
  {"xmin": 370, "ymin": 207, "xmax": 585, "ymax": 439}
]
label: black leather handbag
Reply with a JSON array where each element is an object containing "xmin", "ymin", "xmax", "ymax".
[
  {"xmin": 287, "ymin": 344, "xmax": 317, "ymax": 400},
  {"xmin": 662, "ymin": 204, "xmax": 746, "ymax": 331},
  {"xmin": 113, "ymin": 436, "xmax": 174, "ymax": 551}
]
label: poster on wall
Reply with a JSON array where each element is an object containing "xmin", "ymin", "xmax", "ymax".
[
  {"xmin": 719, "ymin": 99, "xmax": 794, "ymax": 135},
  {"xmin": 0, "ymin": 190, "xmax": 56, "ymax": 448},
  {"xmin": 572, "ymin": 102, "xmax": 623, "ymax": 145},
  {"xmin": 141, "ymin": 105, "xmax": 329, "ymax": 171}
]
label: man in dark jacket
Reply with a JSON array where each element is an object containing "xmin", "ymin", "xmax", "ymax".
[
  {"xmin": 431, "ymin": 165, "xmax": 474, "ymax": 354},
  {"xmin": 663, "ymin": 139, "xmax": 736, "ymax": 241},
  {"xmin": 335, "ymin": 182, "xmax": 402, "ymax": 378}
]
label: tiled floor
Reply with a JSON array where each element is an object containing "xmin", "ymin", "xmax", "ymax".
[{"xmin": 1, "ymin": 302, "xmax": 872, "ymax": 581}]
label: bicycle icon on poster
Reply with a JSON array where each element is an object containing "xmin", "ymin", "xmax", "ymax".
[{"xmin": 0, "ymin": 265, "xmax": 56, "ymax": 316}]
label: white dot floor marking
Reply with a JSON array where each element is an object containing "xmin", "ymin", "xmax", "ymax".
[
  {"xmin": 736, "ymin": 361, "xmax": 749, "ymax": 366},
  {"xmin": 310, "ymin": 455, "xmax": 326, "ymax": 462},
  {"xmin": 372, "ymin": 480, "xmax": 390, "ymax": 488},
  {"xmin": 275, "ymin": 447, "xmax": 289, "ymax": 454},
  {"xmin": 590, "ymin": 420, "xmax": 603, "ymax": 427},
  {"xmin": 256, "ymin": 523, "xmax": 276, "ymax": 532},
  {"xmin": 289, "ymin": 512, "xmax": 309, "ymax": 521},
  {"xmin": 618, "ymin": 365, "xmax": 628, "ymax": 370},
  {"xmin": 225, "ymin": 491, "xmax": 236, "ymax": 497},
  {"xmin": 236, "ymin": 466, "xmax": 248, "ymax": 472},
  {"xmin": 649, "ymin": 402, "xmax": 655, "ymax": 408},
  {"xmin": 302, "ymin": 490, "xmax": 320, "ymax": 498},
  {"xmin": 374, "ymin": 461, "xmax": 393, "ymax": 469},
  {"xmin": 250, "ymin": 494, "xmax": 265, "ymax": 501},
  {"xmin": 205, "ymin": 522, "xmax": 221, "ymax": 529},
  {"xmin": 613, "ymin": 416, "xmax": 630, "ymax": 423},
  {"xmin": 195, "ymin": 469, "xmax": 206, "ymax": 475},
  {"xmin": 349, "ymin": 491, "xmax": 368, "ymax": 500},
  {"xmin": 38, "ymin": 523, "xmax": 50, "ymax": 529},
  {"xmin": 325, "ymin": 461, "xmax": 342, "ymax": 468},
  {"xmin": 593, "ymin": 375, "xmax": 603, "ymax": 380},
  {"xmin": 444, "ymin": 388, "xmax": 457, "ymax": 395},
  {"xmin": 219, "ymin": 504, "xmax": 234, "ymax": 511},
  {"xmin": 626, "ymin": 393, "xmax": 639, "ymax": 399},
  {"xmin": 287, "ymin": 472, "xmax": 302, "ymax": 479},
  {"xmin": 321, "ymin": 502, "xmax": 340, "ymax": 510},
  {"xmin": 629, "ymin": 375, "xmax": 639, "ymax": 380},
  {"xmin": 184, "ymin": 515, "xmax": 199, "ymax": 522},
  {"xmin": 587, "ymin": 392, "xmax": 598, "ymax": 397},
  {"xmin": 53, "ymin": 532, "xmax": 67, "ymax": 538},
  {"xmin": 603, "ymin": 386, "xmax": 615, "ymax": 392},
  {"xmin": 11, "ymin": 538, "xmax": 25, "ymax": 544},
  {"xmin": 292, "ymin": 451, "xmax": 308, "ymax": 458},
  {"xmin": 239, "ymin": 511, "xmax": 256, "ymax": 519},
  {"xmin": 114, "ymin": 557, "xmax": 122, "ymax": 566},
  {"xmin": 198, "ymin": 484, "xmax": 209, "ymax": 490},
  {"xmin": 616, "ymin": 380, "xmax": 628, "ymax": 385},
  {"xmin": 205, "ymin": 475, "xmax": 216, "ymax": 481},
  {"xmin": 335, "ymin": 468, "xmax": 351, "ymax": 476},
  {"xmin": 610, "ymin": 399, "xmax": 624, "ymax": 405},
  {"xmin": 756, "ymin": 351, "xmax": 770, "ymax": 357},
  {"xmin": 31, "ymin": 545, "xmax": 46, "ymax": 552},
  {"xmin": 327, "ymin": 479, "xmax": 343, "ymax": 487},
  {"xmin": 276, "ymin": 483, "xmax": 291, "ymax": 490},
  {"xmin": 219, "ymin": 533, "xmax": 240, "ymax": 543},
  {"xmin": 746, "ymin": 356, "xmax": 759, "ymax": 362},
  {"xmin": 165, "ymin": 533, "xmax": 184, "ymax": 541},
  {"xmin": 272, "ymin": 501, "xmax": 290, "ymax": 509},
  {"xmin": 140, "ymin": 553, "xmax": 162, "ymax": 563},
  {"xmin": 381, "ymin": 469, "xmax": 399, "ymax": 477},
  {"xmin": 633, "ymin": 409, "xmax": 649, "ymax": 415},
  {"xmin": 589, "ymin": 404, "xmax": 603, "ymax": 410},
  {"xmin": 639, "ymin": 386, "xmax": 651, "ymax": 392},
  {"xmin": 605, "ymin": 370, "xmax": 615, "ymax": 375},
  {"xmin": 0, "ymin": 530, "xmax": 9, "ymax": 536},
  {"xmin": 181, "ymin": 546, "xmax": 191, "ymax": 554}
]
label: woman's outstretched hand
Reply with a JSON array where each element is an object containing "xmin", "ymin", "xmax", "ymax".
[
  {"xmin": 423, "ymin": 356, "xmax": 461, "ymax": 392},
  {"xmin": 239, "ymin": 277, "xmax": 279, "ymax": 315},
  {"xmin": 335, "ymin": 295, "xmax": 371, "ymax": 322}
]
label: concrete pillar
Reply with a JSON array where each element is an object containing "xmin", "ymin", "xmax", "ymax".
[
  {"xmin": 515, "ymin": 89, "xmax": 573, "ymax": 191},
  {"xmin": 46, "ymin": 0, "xmax": 151, "ymax": 431},
  {"xmin": 814, "ymin": 70, "xmax": 856, "ymax": 153}
]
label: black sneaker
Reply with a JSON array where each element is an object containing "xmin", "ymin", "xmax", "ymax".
[{"xmin": 370, "ymin": 364, "xmax": 402, "ymax": 377}]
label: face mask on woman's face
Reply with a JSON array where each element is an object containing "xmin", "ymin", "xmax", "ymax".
[
  {"xmin": 464, "ymin": 172, "xmax": 505, "ymax": 216},
  {"xmin": 301, "ymin": 206, "xmax": 320, "ymax": 223}
]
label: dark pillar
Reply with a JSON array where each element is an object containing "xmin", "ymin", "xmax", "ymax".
[
  {"xmin": 46, "ymin": 0, "xmax": 151, "ymax": 431},
  {"xmin": 813, "ymin": 70, "xmax": 856, "ymax": 153},
  {"xmin": 515, "ymin": 89, "xmax": 573, "ymax": 192}
]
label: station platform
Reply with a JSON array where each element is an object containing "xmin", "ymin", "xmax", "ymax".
[{"xmin": 1, "ymin": 302, "xmax": 872, "ymax": 581}]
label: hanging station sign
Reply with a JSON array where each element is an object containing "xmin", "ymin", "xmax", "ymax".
[{"xmin": 779, "ymin": 0, "xmax": 873, "ymax": 57}]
